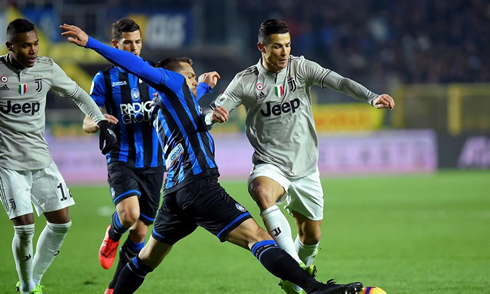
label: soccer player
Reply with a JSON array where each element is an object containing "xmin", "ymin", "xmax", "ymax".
[
  {"xmin": 0, "ymin": 19, "xmax": 117, "ymax": 294},
  {"xmin": 81, "ymin": 19, "xmax": 164, "ymax": 294},
  {"xmin": 207, "ymin": 19, "xmax": 395, "ymax": 293},
  {"xmin": 61, "ymin": 23, "xmax": 364, "ymax": 294}
]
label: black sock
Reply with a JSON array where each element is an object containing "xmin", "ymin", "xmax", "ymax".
[
  {"xmin": 252, "ymin": 240, "xmax": 319, "ymax": 293},
  {"xmin": 108, "ymin": 239, "xmax": 144, "ymax": 289},
  {"xmin": 109, "ymin": 212, "xmax": 129, "ymax": 242},
  {"xmin": 113, "ymin": 256, "xmax": 153, "ymax": 294}
]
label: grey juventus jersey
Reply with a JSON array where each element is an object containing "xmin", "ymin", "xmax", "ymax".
[
  {"xmin": 211, "ymin": 55, "xmax": 379, "ymax": 178},
  {"xmin": 0, "ymin": 54, "xmax": 105, "ymax": 171}
]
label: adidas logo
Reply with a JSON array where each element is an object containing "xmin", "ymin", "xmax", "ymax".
[
  {"xmin": 0, "ymin": 84, "xmax": 9, "ymax": 90},
  {"xmin": 259, "ymin": 92, "xmax": 266, "ymax": 99}
]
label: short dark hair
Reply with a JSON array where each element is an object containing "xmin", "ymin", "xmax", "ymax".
[
  {"xmin": 112, "ymin": 19, "xmax": 140, "ymax": 41},
  {"xmin": 157, "ymin": 57, "xmax": 193, "ymax": 72},
  {"xmin": 258, "ymin": 19, "xmax": 289, "ymax": 44},
  {"xmin": 6, "ymin": 18, "xmax": 35, "ymax": 42}
]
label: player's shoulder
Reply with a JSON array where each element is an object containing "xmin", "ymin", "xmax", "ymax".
[
  {"xmin": 235, "ymin": 64, "xmax": 259, "ymax": 80},
  {"xmin": 34, "ymin": 56, "xmax": 54, "ymax": 67},
  {"xmin": 289, "ymin": 55, "xmax": 308, "ymax": 66}
]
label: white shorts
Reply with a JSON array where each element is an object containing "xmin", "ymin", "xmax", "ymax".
[
  {"xmin": 248, "ymin": 163, "xmax": 324, "ymax": 221},
  {"xmin": 0, "ymin": 161, "xmax": 75, "ymax": 219}
]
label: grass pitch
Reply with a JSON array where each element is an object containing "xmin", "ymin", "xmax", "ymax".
[{"xmin": 0, "ymin": 170, "xmax": 488, "ymax": 293}]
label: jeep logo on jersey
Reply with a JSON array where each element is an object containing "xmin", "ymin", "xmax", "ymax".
[
  {"xmin": 260, "ymin": 98, "xmax": 300, "ymax": 117},
  {"xmin": 0, "ymin": 100, "xmax": 40, "ymax": 115},
  {"xmin": 120, "ymin": 101, "xmax": 154, "ymax": 124}
]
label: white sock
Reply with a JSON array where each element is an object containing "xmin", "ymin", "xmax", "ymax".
[
  {"xmin": 13, "ymin": 224, "xmax": 36, "ymax": 294},
  {"xmin": 261, "ymin": 205, "xmax": 301, "ymax": 263},
  {"xmin": 294, "ymin": 236, "xmax": 319, "ymax": 267},
  {"xmin": 32, "ymin": 221, "xmax": 71, "ymax": 285}
]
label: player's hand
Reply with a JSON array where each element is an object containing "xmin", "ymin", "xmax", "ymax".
[
  {"xmin": 371, "ymin": 94, "xmax": 395, "ymax": 110},
  {"xmin": 60, "ymin": 24, "xmax": 89, "ymax": 47},
  {"xmin": 150, "ymin": 92, "xmax": 160, "ymax": 107},
  {"xmin": 97, "ymin": 120, "xmax": 118, "ymax": 155},
  {"xmin": 212, "ymin": 106, "xmax": 229, "ymax": 123},
  {"xmin": 199, "ymin": 72, "xmax": 221, "ymax": 89},
  {"xmin": 103, "ymin": 114, "xmax": 118, "ymax": 125}
]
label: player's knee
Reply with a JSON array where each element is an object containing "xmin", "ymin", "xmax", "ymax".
[
  {"xmin": 14, "ymin": 224, "xmax": 35, "ymax": 241},
  {"xmin": 119, "ymin": 208, "xmax": 140, "ymax": 227},
  {"xmin": 46, "ymin": 221, "xmax": 72, "ymax": 235}
]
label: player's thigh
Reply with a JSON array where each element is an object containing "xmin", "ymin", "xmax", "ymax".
[
  {"xmin": 136, "ymin": 171, "xmax": 164, "ymax": 225},
  {"xmin": 286, "ymin": 169, "xmax": 324, "ymax": 222},
  {"xmin": 152, "ymin": 194, "xmax": 198, "ymax": 246},
  {"xmin": 0, "ymin": 166, "xmax": 34, "ymax": 221},
  {"xmin": 31, "ymin": 162, "xmax": 75, "ymax": 216},
  {"xmin": 248, "ymin": 163, "xmax": 290, "ymax": 203},
  {"xmin": 178, "ymin": 177, "xmax": 253, "ymax": 243}
]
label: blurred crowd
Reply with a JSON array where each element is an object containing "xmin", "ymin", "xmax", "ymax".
[{"xmin": 238, "ymin": 0, "xmax": 490, "ymax": 85}]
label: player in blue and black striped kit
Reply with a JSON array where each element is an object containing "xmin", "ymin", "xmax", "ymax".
[
  {"xmin": 62, "ymin": 23, "xmax": 363, "ymax": 294},
  {"xmin": 81, "ymin": 19, "xmax": 164, "ymax": 294}
]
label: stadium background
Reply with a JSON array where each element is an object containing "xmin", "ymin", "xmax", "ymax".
[{"xmin": 0, "ymin": 1, "xmax": 488, "ymax": 293}]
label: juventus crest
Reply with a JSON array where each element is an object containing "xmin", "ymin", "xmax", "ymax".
[{"xmin": 288, "ymin": 77, "xmax": 297, "ymax": 92}]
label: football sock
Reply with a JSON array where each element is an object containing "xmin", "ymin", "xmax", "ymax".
[
  {"xmin": 109, "ymin": 212, "xmax": 130, "ymax": 241},
  {"xmin": 108, "ymin": 238, "xmax": 145, "ymax": 289},
  {"xmin": 261, "ymin": 205, "xmax": 301, "ymax": 262},
  {"xmin": 294, "ymin": 236, "xmax": 319, "ymax": 267},
  {"xmin": 251, "ymin": 240, "xmax": 319, "ymax": 292},
  {"xmin": 12, "ymin": 224, "xmax": 36, "ymax": 294},
  {"xmin": 32, "ymin": 221, "xmax": 71, "ymax": 285},
  {"xmin": 113, "ymin": 256, "xmax": 153, "ymax": 294}
]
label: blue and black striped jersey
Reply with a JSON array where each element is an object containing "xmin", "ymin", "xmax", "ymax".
[
  {"xmin": 91, "ymin": 64, "xmax": 164, "ymax": 172},
  {"xmin": 87, "ymin": 37, "xmax": 218, "ymax": 194}
]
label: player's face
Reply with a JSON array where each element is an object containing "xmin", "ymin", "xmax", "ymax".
[
  {"xmin": 260, "ymin": 33, "xmax": 291, "ymax": 73},
  {"xmin": 177, "ymin": 62, "xmax": 198, "ymax": 96},
  {"xmin": 114, "ymin": 30, "xmax": 142, "ymax": 56},
  {"xmin": 7, "ymin": 29, "xmax": 39, "ymax": 68}
]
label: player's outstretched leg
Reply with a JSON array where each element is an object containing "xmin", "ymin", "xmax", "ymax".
[{"xmin": 226, "ymin": 218, "xmax": 363, "ymax": 294}]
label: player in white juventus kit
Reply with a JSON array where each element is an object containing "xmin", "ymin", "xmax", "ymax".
[
  {"xmin": 0, "ymin": 19, "xmax": 116, "ymax": 294},
  {"xmin": 208, "ymin": 19, "xmax": 395, "ymax": 293}
]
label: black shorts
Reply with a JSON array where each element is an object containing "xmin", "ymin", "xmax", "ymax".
[
  {"xmin": 108, "ymin": 162, "xmax": 164, "ymax": 225},
  {"xmin": 152, "ymin": 177, "xmax": 252, "ymax": 245}
]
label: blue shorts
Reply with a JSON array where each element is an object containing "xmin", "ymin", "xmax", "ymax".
[{"xmin": 152, "ymin": 177, "xmax": 251, "ymax": 245}]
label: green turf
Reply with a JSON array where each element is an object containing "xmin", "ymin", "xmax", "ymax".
[{"xmin": 1, "ymin": 170, "xmax": 489, "ymax": 293}]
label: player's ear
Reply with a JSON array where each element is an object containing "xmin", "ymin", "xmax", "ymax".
[
  {"xmin": 257, "ymin": 42, "xmax": 265, "ymax": 53},
  {"xmin": 6, "ymin": 41, "xmax": 13, "ymax": 52},
  {"xmin": 111, "ymin": 39, "xmax": 118, "ymax": 48}
]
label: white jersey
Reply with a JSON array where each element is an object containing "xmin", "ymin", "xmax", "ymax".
[
  {"xmin": 0, "ymin": 54, "xmax": 105, "ymax": 171},
  {"xmin": 211, "ymin": 55, "xmax": 379, "ymax": 178}
]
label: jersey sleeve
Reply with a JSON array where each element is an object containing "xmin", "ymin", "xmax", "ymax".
[
  {"xmin": 300, "ymin": 57, "xmax": 331, "ymax": 87},
  {"xmin": 86, "ymin": 36, "xmax": 184, "ymax": 93},
  {"xmin": 90, "ymin": 72, "xmax": 106, "ymax": 107},
  {"xmin": 301, "ymin": 56, "xmax": 379, "ymax": 103},
  {"xmin": 196, "ymin": 82, "xmax": 213, "ymax": 101},
  {"xmin": 50, "ymin": 61, "xmax": 79, "ymax": 97},
  {"xmin": 209, "ymin": 73, "xmax": 243, "ymax": 113}
]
